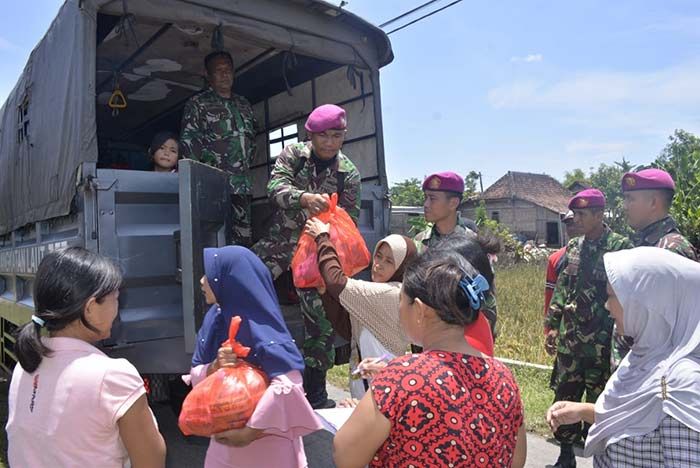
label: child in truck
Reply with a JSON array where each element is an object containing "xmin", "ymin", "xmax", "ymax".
[
  {"xmin": 149, "ymin": 130, "xmax": 180, "ymax": 173},
  {"xmin": 188, "ymin": 246, "xmax": 322, "ymax": 468}
]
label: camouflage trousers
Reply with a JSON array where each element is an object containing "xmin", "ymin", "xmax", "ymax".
[
  {"xmin": 611, "ymin": 325, "xmax": 634, "ymax": 371},
  {"xmin": 251, "ymin": 234, "xmax": 295, "ymax": 280},
  {"xmin": 550, "ymin": 352, "xmax": 610, "ymax": 445},
  {"xmin": 231, "ymin": 194, "xmax": 252, "ymax": 247},
  {"xmin": 251, "ymin": 236, "xmax": 336, "ymax": 371},
  {"xmin": 298, "ymin": 288, "xmax": 336, "ymax": 371}
]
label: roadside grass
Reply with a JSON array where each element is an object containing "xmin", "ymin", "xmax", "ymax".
[
  {"xmin": 494, "ymin": 262, "xmax": 551, "ymax": 366},
  {"xmin": 327, "ymin": 363, "xmax": 350, "ymax": 390},
  {"xmin": 327, "ymin": 263, "xmax": 555, "ymax": 437}
]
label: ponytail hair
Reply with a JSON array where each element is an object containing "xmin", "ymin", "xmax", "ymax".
[{"xmin": 15, "ymin": 247, "xmax": 122, "ymax": 373}]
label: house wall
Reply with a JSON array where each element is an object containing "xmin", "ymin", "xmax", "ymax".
[{"xmin": 462, "ymin": 199, "xmax": 565, "ymax": 246}]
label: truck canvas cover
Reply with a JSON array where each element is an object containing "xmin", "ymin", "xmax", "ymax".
[{"xmin": 0, "ymin": 0, "xmax": 392, "ymax": 235}]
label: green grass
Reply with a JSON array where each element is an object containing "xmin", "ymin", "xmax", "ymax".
[
  {"xmin": 496, "ymin": 263, "xmax": 555, "ymax": 436},
  {"xmin": 494, "ymin": 262, "xmax": 551, "ymax": 366},
  {"xmin": 327, "ymin": 363, "xmax": 350, "ymax": 390},
  {"xmin": 509, "ymin": 365, "xmax": 553, "ymax": 436},
  {"xmin": 326, "ymin": 263, "xmax": 556, "ymax": 437}
]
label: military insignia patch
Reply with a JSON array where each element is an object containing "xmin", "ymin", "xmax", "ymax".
[
  {"xmin": 577, "ymin": 198, "xmax": 589, "ymax": 207},
  {"xmin": 429, "ymin": 177, "xmax": 441, "ymax": 189},
  {"xmin": 624, "ymin": 176, "xmax": 636, "ymax": 188}
]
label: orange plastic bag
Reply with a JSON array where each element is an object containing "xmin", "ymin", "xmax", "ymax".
[
  {"xmin": 291, "ymin": 193, "xmax": 371, "ymax": 289},
  {"xmin": 178, "ymin": 316, "xmax": 269, "ymax": 437}
]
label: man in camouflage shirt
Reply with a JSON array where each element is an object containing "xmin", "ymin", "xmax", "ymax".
[
  {"xmin": 252, "ymin": 104, "xmax": 360, "ymax": 409},
  {"xmin": 545, "ymin": 189, "xmax": 633, "ymax": 468},
  {"xmin": 413, "ymin": 171, "xmax": 477, "ymax": 252},
  {"xmin": 180, "ymin": 51, "xmax": 257, "ymax": 246},
  {"xmin": 611, "ymin": 168, "xmax": 697, "ymax": 366}
]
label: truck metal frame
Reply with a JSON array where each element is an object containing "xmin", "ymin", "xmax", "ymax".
[{"xmin": 0, "ymin": 0, "xmax": 393, "ymax": 376}]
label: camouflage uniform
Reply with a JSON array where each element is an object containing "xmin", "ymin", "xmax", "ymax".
[
  {"xmin": 413, "ymin": 216, "xmax": 477, "ymax": 253},
  {"xmin": 251, "ymin": 141, "xmax": 361, "ymax": 371},
  {"xmin": 612, "ymin": 216, "xmax": 697, "ymax": 366},
  {"xmin": 545, "ymin": 227, "xmax": 633, "ymax": 445},
  {"xmin": 180, "ymin": 88, "xmax": 257, "ymax": 246}
]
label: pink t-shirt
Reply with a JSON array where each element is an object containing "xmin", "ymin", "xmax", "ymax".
[{"xmin": 7, "ymin": 337, "xmax": 146, "ymax": 468}]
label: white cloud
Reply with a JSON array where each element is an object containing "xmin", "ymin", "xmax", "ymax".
[
  {"xmin": 510, "ymin": 54, "xmax": 543, "ymax": 63},
  {"xmin": 488, "ymin": 60, "xmax": 700, "ymax": 111},
  {"xmin": 0, "ymin": 36, "xmax": 17, "ymax": 51},
  {"xmin": 565, "ymin": 141, "xmax": 628, "ymax": 154},
  {"xmin": 564, "ymin": 141, "xmax": 632, "ymax": 162}
]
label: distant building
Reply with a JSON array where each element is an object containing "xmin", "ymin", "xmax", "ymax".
[
  {"xmin": 461, "ymin": 171, "xmax": 572, "ymax": 247},
  {"xmin": 390, "ymin": 206, "xmax": 424, "ymax": 237}
]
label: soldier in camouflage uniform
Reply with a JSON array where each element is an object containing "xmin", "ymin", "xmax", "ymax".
[
  {"xmin": 545, "ymin": 189, "xmax": 633, "ymax": 468},
  {"xmin": 611, "ymin": 168, "xmax": 698, "ymax": 366},
  {"xmin": 252, "ymin": 104, "xmax": 361, "ymax": 409},
  {"xmin": 413, "ymin": 171, "xmax": 477, "ymax": 253},
  {"xmin": 180, "ymin": 51, "xmax": 257, "ymax": 246},
  {"xmin": 410, "ymin": 172, "xmax": 497, "ymax": 349}
]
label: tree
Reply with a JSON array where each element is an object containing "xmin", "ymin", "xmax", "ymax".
[
  {"xmin": 464, "ymin": 171, "xmax": 481, "ymax": 198},
  {"xmin": 389, "ymin": 178, "xmax": 423, "ymax": 206},
  {"xmin": 562, "ymin": 168, "xmax": 590, "ymax": 189},
  {"xmin": 654, "ymin": 129, "xmax": 700, "ymax": 247}
]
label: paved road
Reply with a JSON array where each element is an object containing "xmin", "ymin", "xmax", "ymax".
[{"xmin": 155, "ymin": 383, "xmax": 592, "ymax": 468}]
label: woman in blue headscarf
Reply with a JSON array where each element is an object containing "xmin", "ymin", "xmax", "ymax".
[{"xmin": 188, "ymin": 246, "xmax": 322, "ymax": 468}]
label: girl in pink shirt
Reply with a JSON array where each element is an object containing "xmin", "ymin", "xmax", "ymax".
[
  {"xmin": 188, "ymin": 246, "xmax": 322, "ymax": 468},
  {"xmin": 6, "ymin": 247, "xmax": 166, "ymax": 468}
]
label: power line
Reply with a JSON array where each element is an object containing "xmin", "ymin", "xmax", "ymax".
[
  {"xmin": 378, "ymin": 0, "xmax": 443, "ymax": 28},
  {"xmin": 386, "ymin": 0, "xmax": 464, "ymax": 36}
]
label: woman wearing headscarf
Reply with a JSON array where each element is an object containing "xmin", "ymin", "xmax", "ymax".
[
  {"xmin": 188, "ymin": 246, "xmax": 322, "ymax": 468},
  {"xmin": 546, "ymin": 247, "xmax": 700, "ymax": 467},
  {"xmin": 304, "ymin": 219, "xmax": 418, "ymax": 398}
]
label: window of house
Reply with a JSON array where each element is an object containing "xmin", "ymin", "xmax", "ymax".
[
  {"xmin": 17, "ymin": 95, "xmax": 29, "ymax": 144},
  {"xmin": 268, "ymin": 122, "xmax": 299, "ymax": 158},
  {"xmin": 491, "ymin": 211, "xmax": 500, "ymax": 222}
]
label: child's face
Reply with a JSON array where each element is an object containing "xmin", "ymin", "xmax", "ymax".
[
  {"xmin": 200, "ymin": 275, "xmax": 217, "ymax": 305},
  {"xmin": 153, "ymin": 138, "xmax": 179, "ymax": 170},
  {"xmin": 605, "ymin": 282, "xmax": 625, "ymax": 335}
]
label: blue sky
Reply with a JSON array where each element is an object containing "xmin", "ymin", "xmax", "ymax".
[{"xmin": 2, "ymin": 1, "xmax": 700, "ymax": 187}]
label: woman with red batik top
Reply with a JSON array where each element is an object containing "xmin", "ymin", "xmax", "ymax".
[{"xmin": 333, "ymin": 249, "xmax": 526, "ymax": 468}]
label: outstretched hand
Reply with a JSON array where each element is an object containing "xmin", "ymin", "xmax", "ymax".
[{"xmin": 304, "ymin": 218, "xmax": 331, "ymax": 239}]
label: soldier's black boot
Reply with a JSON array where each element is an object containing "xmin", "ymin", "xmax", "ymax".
[
  {"xmin": 553, "ymin": 443, "xmax": 576, "ymax": 468},
  {"xmin": 303, "ymin": 367, "xmax": 335, "ymax": 409}
]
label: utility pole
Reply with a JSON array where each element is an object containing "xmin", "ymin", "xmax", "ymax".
[{"xmin": 478, "ymin": 172, "xmax": 484, "ymax": 193}]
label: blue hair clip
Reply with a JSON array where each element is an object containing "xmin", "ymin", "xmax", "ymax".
[
  {"xmin": 458, "ymin": 274, "xmax": 490, "ymax": 311},
  {"xmin": 31, "ymin": 315, "xmax": 46, "ymax": 328}
]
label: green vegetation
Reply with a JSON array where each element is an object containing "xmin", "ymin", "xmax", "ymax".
[
  {"xmin": 563, "ymin": 129, "xmax": 700, "ymax": 247},
  {"xmin": 494, "ymin": 263, "xmax": 550, "ymax": 365}
]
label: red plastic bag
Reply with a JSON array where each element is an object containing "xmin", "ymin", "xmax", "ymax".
[
  {"xmin": 178, "ymin": 316, "xmax": 269, "ymax": 437},
  {"xmin": 291, "ymin": 193, "xmax": 371, "ymax": 289}
]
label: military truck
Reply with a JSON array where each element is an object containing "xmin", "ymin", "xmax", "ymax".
[{"xmin": 0, "ymin": 0, "xmax": 393, "ymax": 397}]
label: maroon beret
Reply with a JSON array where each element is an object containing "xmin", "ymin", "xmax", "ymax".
[
  {"xmin": 569, "ymin": 188, "xmax": 606, "ymax": 209},
  {"xmin": 422, "ymin": 172, "xmax": 464, "ymax": 194},
  {"xmin": 621, "ymin": 169, "xmax": 675, "ymax": 192},
  {"xmin": 305, "ymin": 104, "xmax": 347, "ymax": 133}
]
